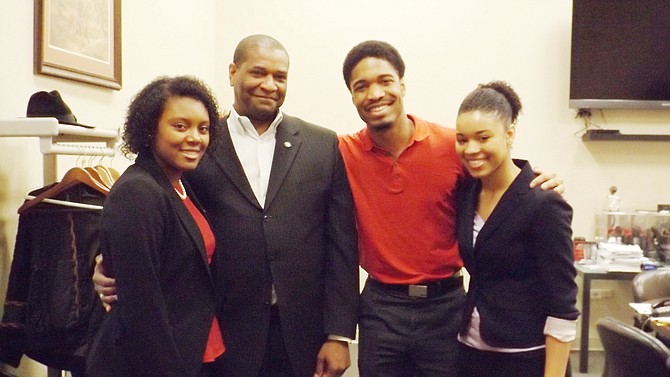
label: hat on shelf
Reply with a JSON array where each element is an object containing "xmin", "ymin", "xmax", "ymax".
[{"xmin": 26, "ymin": 90, "xmax": 93, "ymax": 129}]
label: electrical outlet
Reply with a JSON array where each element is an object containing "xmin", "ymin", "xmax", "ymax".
[{"xmin": 591, "ymin": 289, "xmax": 613, "ymax": 299}]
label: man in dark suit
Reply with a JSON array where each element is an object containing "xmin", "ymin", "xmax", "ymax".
[
  {"xmin": 188, "ymin": 35, "xmax": 359, "ymax": 377},
  {"xmin": 94, "ymin": 35, "xmax": 359, "ymax": 377}
]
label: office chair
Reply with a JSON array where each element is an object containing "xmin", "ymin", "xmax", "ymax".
[
  {"xmin": 632, "ymin": 269, "xmax": 670, "ymax": 303},
  {"xmin": 632, "ymin": 269, "xmax": 670, "ymax": 329},
  {"xmin": 597, "ymin": 317, "xmax": 670, "ymax": 377}
]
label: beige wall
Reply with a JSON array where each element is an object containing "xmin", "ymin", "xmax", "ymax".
[
  {"xmin": 1, "ymin": 1, "xmax": 669, "ymax": 375},
  {"xmin": 0, "ymin": 1, "xmax": 216, "ymax": 375},
  {"xmin": 215, "ymin": 1, "xmax": 670, "ymax": 351},
  {"xmin": 215, "ymin": 0, "xmax": 670, "ymax": 235}
]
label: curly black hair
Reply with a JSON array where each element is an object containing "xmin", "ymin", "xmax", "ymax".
[
  {"xmin": 457, "ymin": 80, "xmax": 522, "ymax": 126},
  {"xmin": 121, "ymin": 75, "xmax": 221, "ymax": 158},
  {"xmin": 342, "ymin": 40, "xmax": 405, "ymax": 89}
]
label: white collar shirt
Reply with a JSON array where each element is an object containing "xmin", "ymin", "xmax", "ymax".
[{"xmin": 227, "ymin": 107, "xmax": 283, "ymax": 208}]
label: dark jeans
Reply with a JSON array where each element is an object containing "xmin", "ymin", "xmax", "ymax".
[{"xmin": 358, "ymin": 277, "xmax": 465, "ymax": 377}]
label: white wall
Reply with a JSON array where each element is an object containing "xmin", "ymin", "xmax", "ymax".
[
  {"xmin": 214, "ymin": 0, "xmax": 670, "ymax": 238},
  {"xmin": 2, "ymin": 1, "xmax": 670, "ymax": 374},
  {"xmin": 214, "ymin": 0, "xmax": 670, "ymax": 352},
  {"xmin": 0, "ymin": 1, "xmax": 216, "ymax": 375}
]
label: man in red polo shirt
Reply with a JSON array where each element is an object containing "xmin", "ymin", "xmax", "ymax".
[{"xmin": 339, "ymin": 40, "xmax": 562, "ymax": 377}]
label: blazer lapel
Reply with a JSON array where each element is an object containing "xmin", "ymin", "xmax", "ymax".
[
  {"xmin": 264, "ymin": 119, "xmax": 301, "ymax": 208},
  {"xmin": 459, "ymin": 181, "xmax": 478, "ymax": 257},
  {"xmin": 476, "ymin": 164, "xmax": 534, "ymax": 243},
  {"xmin": 172, "ymin": 194, "xmax": 210, "ymax": 268},
  {"xmin": 207, "ymin": 119, "xmax": 262, "ymax": 208},
  {"xmin": 136, "ymin": 156, "xmax": 211, "ymax": 269}
]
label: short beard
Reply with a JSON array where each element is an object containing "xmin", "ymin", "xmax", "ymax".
[
  {"xmin": 248, "ymin": 108, "xmax": 278, "ymax": 123},
  {"xmin": 369, "ymin": 121, "xmax": 393, "ymax": 132}
]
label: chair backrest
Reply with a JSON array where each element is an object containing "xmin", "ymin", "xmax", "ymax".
[
  {"xmin": 597, "ymin": 316, "xmax": 670, "ymax": 377},
  {"xmin": 632, "ymin": 269, "xmax": 670, "ymax": 303}
]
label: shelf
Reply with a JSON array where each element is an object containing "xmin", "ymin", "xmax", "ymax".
[
  {"xmin": 0, "ymin": 117, "xmax": 120, "ymax": 183},
  {"xmin": 0, "ymin": 117, "xmax": 118, "ymax": 139},
  {"xmin": 0, "ymin": 117, "xmax": 119, "ymax": 155},
  {"xmin": 582, "ymin": 129, "xmax": 670, "ymax": 142}
]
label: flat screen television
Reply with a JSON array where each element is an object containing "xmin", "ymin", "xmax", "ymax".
[{"xmin": 569, "ymin": 0, "xmax": 670, "ymax": 109}]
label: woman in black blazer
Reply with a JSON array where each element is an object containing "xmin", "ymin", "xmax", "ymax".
[
  {"xmin": 454, "ymin": 81, "xmax": 579, "ymax": 377},
  {"xmin": 86, "ymin": 76, "xmax": 225, "ymax": 377}
]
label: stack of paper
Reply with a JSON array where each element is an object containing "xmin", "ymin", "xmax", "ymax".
[{"xmin": 598, "ymin": 243, "xmax": 643, "ymax": 271}]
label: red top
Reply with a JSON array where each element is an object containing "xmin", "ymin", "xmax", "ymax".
[
  {"xmin": 182, "ymin": 195, "xmax": 225, "ymax": 362},
  {"xmin": 339, "ymin": 115, "xmax": 464, "ymax": 284}
]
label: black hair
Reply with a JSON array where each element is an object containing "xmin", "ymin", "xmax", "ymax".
[
  {"xmin": 342, "ymin": 40, "xmax": 405, "ymax": 89},
  {"xmin": 233, "ymin": 34, "xmax": 288, "ymax": 66},
  {"xmin": 458, "ymin": 81, "xmax": 522, "ymax": 126},
  {"xmin": 121, "ymin": 75, "xmax": 221, "ymax": 158}
]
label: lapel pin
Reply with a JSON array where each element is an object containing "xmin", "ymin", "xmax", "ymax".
[{"xmin": 284, "ymin": 141, "xmax": 292, "ymax": 148}]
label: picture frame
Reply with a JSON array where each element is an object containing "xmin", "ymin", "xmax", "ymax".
[{"xmin": 34, "ymin": 0, "xmax": 122, "ymax": 90}]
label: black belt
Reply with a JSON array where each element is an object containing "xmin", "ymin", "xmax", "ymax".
[{"xmin": 368, "ymin": 270, "xmax": 463, "ymax": 298}]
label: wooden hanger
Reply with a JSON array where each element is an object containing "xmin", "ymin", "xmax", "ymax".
[
  {"xmin": 85, "ymin": 167, "xmax": 108, "ymax": 189},
  {"xmin": 18, "ymin": 167, "xmax": 110, "ymax": 214},
  {"xmin": 108, "ymin": 167, "xmax": 121, "ymax": 181},
  {"xmin": 93, "ymin": 165, "xmax": 115, "ymax": 188}
]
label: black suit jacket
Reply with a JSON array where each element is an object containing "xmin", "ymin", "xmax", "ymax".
[
  {"xmin": 186, "ymin": 114, "xmax": 359, "ymax": 377},
  {"xmin": 456, "ymin": 160, "xmax": 579, "ymax": 349},
  {"xmin": 86, "ymin": 155, "xmax": 218, "ymax": 377}
]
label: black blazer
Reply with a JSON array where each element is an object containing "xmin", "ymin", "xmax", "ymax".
[
  {"xmin": 456, "ymin": 160, "xmax": 579, "ymax": 349},
  {"xmin": 186, "ymin": 114, "xmax": 359, "ymax": 377},
  {"xmin": 86, "ymin": 155, "xmax": 218, "ymax": 377}
]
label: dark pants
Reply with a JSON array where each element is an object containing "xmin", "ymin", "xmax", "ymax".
[
  {"xmin": 258, "ymin": 305, "xmax": 295, "ymax": 377},
  {"xmin": 459, "ymin": 343, "xmax": 572, "ymax": 377},
  {"xmin": 198, "ymin": 359, "xmax": 224, "ymax": 377},
  {"xmin": 358, "ymin": 276, "xmax": 465, "ymax": 377},
  {"xmin": 216, "ymin": 306, "xmax": 295, "ymax": 377},
  {"xmin": 459, "ymin": 343, "xmax": 544, "ymax": 377}
]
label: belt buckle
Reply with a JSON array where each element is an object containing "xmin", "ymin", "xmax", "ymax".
[{"xmin": 408, "ymin": 284, "xmax": 428, "ymax": 298}]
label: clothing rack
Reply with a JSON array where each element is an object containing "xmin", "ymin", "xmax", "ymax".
[
  {"xmin": 0, "ymin": 117, "xmax": 119, "ymax": 377},
  {"xmin": 0, "ymin": 117, "xmax": 119, "ymax": 183}
]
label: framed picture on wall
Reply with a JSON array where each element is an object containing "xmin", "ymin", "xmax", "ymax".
[{"xmin": 34, "ymin": 0, "xmax": 122, "ymax": 90}]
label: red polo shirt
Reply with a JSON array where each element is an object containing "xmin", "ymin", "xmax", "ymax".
[{"xmin": 339, "ymin": 115, "xmax": 464, "ymax": 284}]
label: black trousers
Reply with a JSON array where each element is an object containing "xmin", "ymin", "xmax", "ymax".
[
  {"xmin": 215, "ymin": 305, "xmax": 295, "ymax": 377},
  {"xmin": 358, "ymin": 277, "xmax": 465, "ymax": 377},
  {"xmin": 258, "ymin": 305, "xmax": 295, "ymax": 377},
  {"xmin": 459, "ymin": 343, "xmax": 572, "ymax": 377},
  {"xmin": 198, "ymin": 360, "xmax": 223, "ymax": 377},
  {"xmin": 459, "ymin": 343, "xmax": 544, "ymax": 377}
]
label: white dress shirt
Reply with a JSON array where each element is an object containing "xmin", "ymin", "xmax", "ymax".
[{"xmin": 227, "ymin": 107, "xmax": 283, "ymax": 208}]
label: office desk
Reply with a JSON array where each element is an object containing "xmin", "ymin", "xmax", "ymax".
[{"xmin": 575, "ymin": 263, "xmax": 639, "ymax": 373}]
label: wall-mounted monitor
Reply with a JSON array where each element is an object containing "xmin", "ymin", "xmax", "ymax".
[{"xmin": 569, "ymin": 0, "xmax": 670, "ymax": 109}]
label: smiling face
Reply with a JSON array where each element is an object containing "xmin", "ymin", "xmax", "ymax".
[
  {"xmin": 229, "ymin": 45, "xmax": 289, "ymax": 127},
  {"xmin": 455, "ymin": 110, "xmax": 515, "ymax": 180},
  {"xmin": 349, "ymin": 57, "xmax": 406, "ymax": 131},
  {"xmin": 153, "ymin": 96, "xmax": 210, "ymax": 184}
]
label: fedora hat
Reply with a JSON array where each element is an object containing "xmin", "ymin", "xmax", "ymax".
[{"xmin": 26, "ymin": 90, "xmax": 93, "ymax": 129}]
